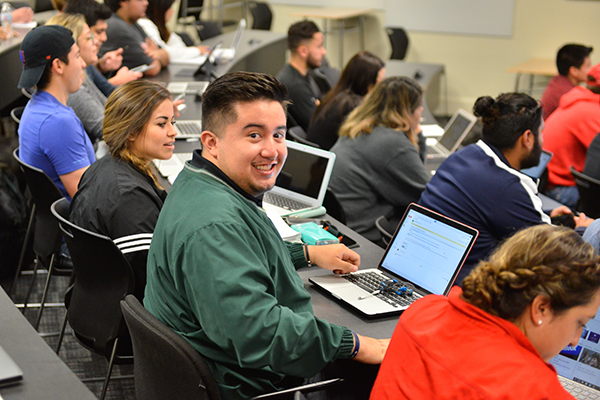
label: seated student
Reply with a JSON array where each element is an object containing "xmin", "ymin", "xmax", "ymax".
[
  {"xmin": 277, "ymin": 20, "xmax": 327, "ymax": 131},
  {"xmin": 70, "ymin": 80, "xmax": 174, "ymax": 301},
  {"xmin": 328, "ymin": 76, "xmax": 430, "ymax": 245},
  {"xmin": 543, "ymin": 63, "xmax": 600, "ymax": 208},
  {"xmin": 144, "ymin": 71, "xmax": 389, "ymax": 400},
  {"xmin": 17, "ymin": 25, "xmax": 94, "ymax": 200},
  {"xmin": 138, "ymin": 0, "xmax": 210, "ymax": 63},
  {"xmin": 370, "ymin": 224, "xmax": 600, "ymax": 400},
  {"xmin": 46, "ymin": 13, "xmax": 106, "ymax": 145},
  {"xmin": 306, "ymin": 51, "xmax": 385, "ymax": 150},
  {"xmin": 99, "ymin": 0, "xmax": 168, "ymax": 77},
  {"xmin": 419, "ymin": 92, "xmax": 592, "ymax": 285},
  {"xmin": 64, "ymin": 0, "xmax": 142, "ymax": 92},
  {"xmin": 541, "ymin": 43, "xmax": 593, "ymax": 120}
]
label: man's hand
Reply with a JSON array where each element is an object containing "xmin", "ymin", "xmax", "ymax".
[
  {"xmin": 307, "ymin": 244, "xmax": 360, "ymax": 274},
  {"xmin": 12, "ymin": 7, "xmax": 33, "ymax": 23},
  {"xmin": 108, "ymin": 66, "xmax": 143, "ymax": 85},
  {"xmin": 98, "ymin": 48, "xmax": 124, "ymax": 73},
  {"xmin": 550, "ymin": 205, "xmax": 572, "ymax": 218},
  {"xmin": 575, "ymin": 213, "xmax": 594, "ymax": 228},
  {"xmin": 353, "ymin": 334, "xmax": 390, "ymax": 364}
]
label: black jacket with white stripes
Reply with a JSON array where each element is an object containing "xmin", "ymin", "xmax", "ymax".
[{"xmin": 70, "ymin": 155, "xmax": 167, "ymax": 300}]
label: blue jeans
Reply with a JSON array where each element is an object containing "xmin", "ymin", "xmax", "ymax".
[{"xmin": 545, "ymin": 186, "xmax": 579, "ymax": 209}]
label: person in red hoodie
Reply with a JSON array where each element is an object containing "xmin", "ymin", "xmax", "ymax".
[
  {"xmin": 370, "ymin": 224, "xmax": 600, "ymax": 400},
  {"xmin": 543, "ymin": 63, "xmax": 600, "ymax": 208}
]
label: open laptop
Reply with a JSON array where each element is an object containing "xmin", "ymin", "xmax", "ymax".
[
  {"xmin": 309, "ymin": 203, "xmax": 478, "ymax": 318},
  {"xmin": 153, "ymin": 153, "xmax": 193, "ymax": 184},
  {"xmin": 551, "ymin": 308, "xmax": 600, "ymax": 399},
  {"xmin": 0, "ymin": 344, "xmax": 23, "ymax": 388},
  {"xmin": 262, "ymin": 140, "xmax": 336, "ymax": 217},
  {"xmin": 427, "ymin": 109, "xmax": 477, "ymax": 159}
]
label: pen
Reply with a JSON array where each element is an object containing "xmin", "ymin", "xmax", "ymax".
[{"xmin": 173, "ymin": 93, "xmax": 185, "ymax": 101}]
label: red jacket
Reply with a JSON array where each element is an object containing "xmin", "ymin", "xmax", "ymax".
[
  {"xmin": 543, "ymin": 86, "xmax": 600, "ymax": 187},
  {"xmin": 370, "ymin": 287, "xmax": 574, "ymax": 400}
]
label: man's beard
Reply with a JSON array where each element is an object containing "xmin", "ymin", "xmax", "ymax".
[{"xmin": 520, "ymin": 135, "xmax": 543, "ymax": 170}]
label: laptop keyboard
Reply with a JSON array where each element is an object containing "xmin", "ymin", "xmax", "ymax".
[
  {"xmin": 176, "ymin": 121, "xmax": 202, "ymax": 138},
  {"xmin": 559, "ymin": 375, "xmax": 600, "ymax": 399},
  {"xmin": 263, "ymin": 192, "xmax": 311, "ymax": 211},
  {"xmin": 344, "ymin": 272, "xmax": 421, "ymax": 308}
]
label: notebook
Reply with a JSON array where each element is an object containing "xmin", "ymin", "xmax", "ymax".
[
  {"xmin": 427, "ymin": 109, "xmax": 477, "ymax": 159},
  {"xmin": 520, "ymin": 149, "xmax": 553, "ymax": 180},
  {"xmin": 0, "ymin": 344, "xmax": 23, "ymax": 387},
  {"xmin": 552, "ymin": 308, "xmax": 600, "ymax": 399},
  {"xmin": 309, "ymin": 203, "xmax": 478, "ymax": 318},
  {"xmin": 262, "ymin": 140, "xmax": 336, "ymax": 217}
]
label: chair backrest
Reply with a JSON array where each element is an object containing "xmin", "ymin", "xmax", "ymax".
[
  {"xmin": 13, "ymin": 148, "xmax": 63, "ymax": 264},
  {"xmin": 178, "ymin": 0, "xmax": 204, "ymax": 21},
  {"xmin": 386, "ymin": 27, "xmax": 409, "ymax": 60},
  {"xmin": 375, "ymin": 215, "xmax": 394, "ymax": 246},
  {"xmin": 323, "ymin": 189, "xmax": 346, "ymax": 224},
  {"xmin": 287, "ymin": 126, "xmax": 321, "ymax": 148},
  {"xmin": 249, "ymin": 1, "xmax": 272, "ymax": 30},
  {"xmin": 120, "ymin": 295, "xmax": 222, "ymax": 400},
  {"xmin": 571, "ymin": 167, "xmax": 600, "ymax": 219},
  {"xmin": 194, "ymin": 20, "xmax": 223, "ymax": 41},
  {"xmin": 51, "ymin": 198, "xmax": 135, "ymax": 358},
  {"xmin": 10, "ymin": 106, "xmax": 25, "ymax": 125}
]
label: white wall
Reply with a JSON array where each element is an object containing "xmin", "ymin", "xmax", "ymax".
[{"xmin": 267, "ymin": 0, "xmax": 600, "ymax": 115}]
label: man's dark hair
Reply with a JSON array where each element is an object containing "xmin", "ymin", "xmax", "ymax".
[
  {"xmin": 556, "ymin": 44, "xmax": 593, "ymax": 76},
  {"xmin": 202, "ymin": 72, "xmax": 289, "ymax": 136},
  {"xmin": 37, "ymin": 53, "xmax": 70, "ymax": 91},
  {"xmin": 103, "ymin": 0, "xmax": 123, "ymax": 13},
  {"xmin": 287, "ymin": 20, "xmax": 320, "ymax": 53},
  {"xmin": 64, "ymin": 0, "xmax": 112, "ymax": 27},
  {"xmin": 473, "ymin": 92, "xmax": 542, "ymax": 151}
]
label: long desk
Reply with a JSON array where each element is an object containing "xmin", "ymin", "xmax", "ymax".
[
  {"xmin": 386, "ymin": 60, "xmax": 445, "ymax": 125},
  {"xmin": 507, "ymin": 58, "xmax": 556, "ymax": 94},
  {"xmin": 0, "ymin": 287, "xmax": 97, "ymax": 400}
]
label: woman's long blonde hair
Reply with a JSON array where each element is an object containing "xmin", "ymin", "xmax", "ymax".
[
  {"xmin": 104, "ymin": 80, "xmax": 172, "ymax": 186},
  {"xmin": 338, "ymin": 76, "xmax": 422, "ymax": 148},
  {"xmin": 46, "ymin": 13, "xmax": 86, "ymax": 42}
]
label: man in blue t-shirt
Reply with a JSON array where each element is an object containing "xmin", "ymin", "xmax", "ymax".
[{"xmin": 17, "ymin": 25, "xmax": 96, "ymax": 200}]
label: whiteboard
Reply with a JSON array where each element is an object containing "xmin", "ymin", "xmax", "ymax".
[{"xmin": 385, "ymin": 0, "xmax": 515, "ymax": 37}]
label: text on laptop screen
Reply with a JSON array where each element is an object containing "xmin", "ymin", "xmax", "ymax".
[
  {"xmin": 381, "ymin": 208, "xmax": 476, "ymax": 294},
  {"xmin": 274, "ymin": 146, "xmax": 329, "ymax": 200},
  {"xmin": 438, "ymin": 113, "xmax": 472, "ymax": 150},
  {"xmin": 552, "ymin": 308, "xmax": 600, "ymax": 391}
]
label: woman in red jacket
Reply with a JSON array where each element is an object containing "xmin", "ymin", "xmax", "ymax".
[{"xmin": 370, "ymin": 224, "xmax": 600, "ymax": 400}]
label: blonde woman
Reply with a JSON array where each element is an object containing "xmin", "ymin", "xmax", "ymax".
[
  {"xmin": 70, "ymin": 80, "xmax": 176, "ymax": 300},
  {"xmin": 328, "ymin": 76, "xmax": 430, "ymax": 244},
  {"xmin": 371, "ymin": 224, "xmax": 600, "ymax": 399}
]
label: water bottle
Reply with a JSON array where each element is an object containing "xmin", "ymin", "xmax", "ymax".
[{"xmin": 1, "ymin": 2, "xmax": 13, "ymax": 39}]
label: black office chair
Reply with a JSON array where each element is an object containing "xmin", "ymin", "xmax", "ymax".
[
  {"xmin": 194, "ymin": 20, "xmax": 223, "ymax": 41},
  {"xmin": 323, "ymin": 189, "xmax": 346, "ymax": 225},
  {"xmin": 10, "ymin": 106, "xmax": 25, "ymax": 125},
  {"xmin": 375, "ymin": 215, "xmax": 394, "ymax": 247},
  {"xmin": 51, "ymin": 198, "xmax": 135, "ymax": 400},
  {"xmin": 287, "ymin": 126, "xmax": 321, "ymax": 148},
  {"xmin": 571, "ymin": 167, "xmax": 600, "ymax": 219},
  {"xmin": 120, "ymin": 295, "xmax": 342, "ymax": 400},
  {"xmin": 12, "ymin": 148, "xmax": 68, "ymax": 330},
  {"xmin": 386, "ymin": 27, "xmax": 409, "ymax": 60},
  {"xmin": 249, "ymin": 1, "xmax": 272, "ymax": 30},
  {"xmin": 178, "ymin": 0, "xmax": 204, "ymax": 23},
  {"xmin": 35, "ymin": 0, "xmax": 54, "ymax": 12}
]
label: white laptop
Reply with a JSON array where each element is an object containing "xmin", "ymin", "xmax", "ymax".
[
  {"xmin": 153, "ymin": 152, "xmax": 193, "ymax": 184},
  {"xmin": 427, "ymin": 109, "xmax": 477, "ymax": 159},
  {"xmin": 0, "ymin": 344, "xmax": 23, "ymax": 388},
  {"xmin": 552, "ymin": 308, "xmax": 600, "ymax": 399},
  {"xmin": 262, "ymin": 140, "xmax": 336, "ymax": 217},
  {"xmin": 174, "ymin": 120, "xmax": 203, "ymax": 140},
  {"xmin": 309, "ymin": 204, "xmax": 478, "ymax": 318},
  {"xmin": 167, "ymin": 81, "xmax": 209, "ymax": 95}
]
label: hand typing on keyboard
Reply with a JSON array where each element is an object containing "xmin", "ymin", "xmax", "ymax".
[{"xmin": 306, "ymin": 243, "xmax": 359, "ymax": 274}]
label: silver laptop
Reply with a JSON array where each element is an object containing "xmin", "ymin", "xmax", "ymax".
[
  {"xmin": 174, "ymin": 120, "xmax": 203, "ymax": 140},
  {"xmin": 552, "ymin": 309, "xmax": 600, "ymax": 399},
  {"xmin": 427, "ymin": 109, "xmax": 477, "ymax": 159},
  {"xmin": 166, "ymin": 81, "xmax": 209, "ymax": 95},
  {"xmin": 0, "ymin": 344, "xmax": 23, "ymax": 387},
  {"xmin": 262, "ymin": 140, "xmax": 336, "ymax": 217},
  {"xmin": 309, "ymin": 203, "xmax": 478, "ymax": 318},
  {"xmin": 212, "ymin": 18, "xmax": 246, "ymax": 61}
]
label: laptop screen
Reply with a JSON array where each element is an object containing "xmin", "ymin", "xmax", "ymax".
[
  {"xmin": 380, "ymin": 205, "xmax": 477, "ymax": 295},
  {"xmin": 520, "ymin": 149, "xmax": 553, "ymax": 180},
  {"xmin": 552, "ymin": 308, "xmax": 600, "ymax": 390},
  {"xmin": 274, "ymin": 144, "xmax": 329, "ymax": 200},
  {"xmin": 438, "ymin": 112, "xmax": 473, "ymax": 151}
]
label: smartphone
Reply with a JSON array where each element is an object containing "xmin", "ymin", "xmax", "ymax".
[{"xmin": 131, "ymin": 64, "xmax": 156, "ymax": 73}]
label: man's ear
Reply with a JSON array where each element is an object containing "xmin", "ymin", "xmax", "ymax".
[
  {"xmin": 51, "ymin": 57, "xmax": 63, "ymax": 75},
  {"xmin": 200, "ymin": 130, "xmax": 219, "ymax": 158},
  {"xmin": 296, "ymin": 44, "xmax": 309, "ymax": 59},
  {"xmin": 520, "ymin": 129, "xmax": 534, "ymax": 151}
]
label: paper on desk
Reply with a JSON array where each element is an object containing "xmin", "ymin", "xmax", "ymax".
[
  {"xmin": 12, "ymin": 21, "xmax": 37, "ymax": 29},
  {"xmin": 265, "ymin": 209, "xmax": 302, "ymax": 242},
  {"xmin": 421, "ymin": 124, "xmax": 444, "ymax": 138}
]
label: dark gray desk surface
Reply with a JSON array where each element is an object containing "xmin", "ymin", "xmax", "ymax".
[
  {"xmin": 386, "ymin": 60, "xmax": 445, "ymax": 125},
  {"xmin": 0, "ymin": 288, "xmax": 97, "ymax": 400}
]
